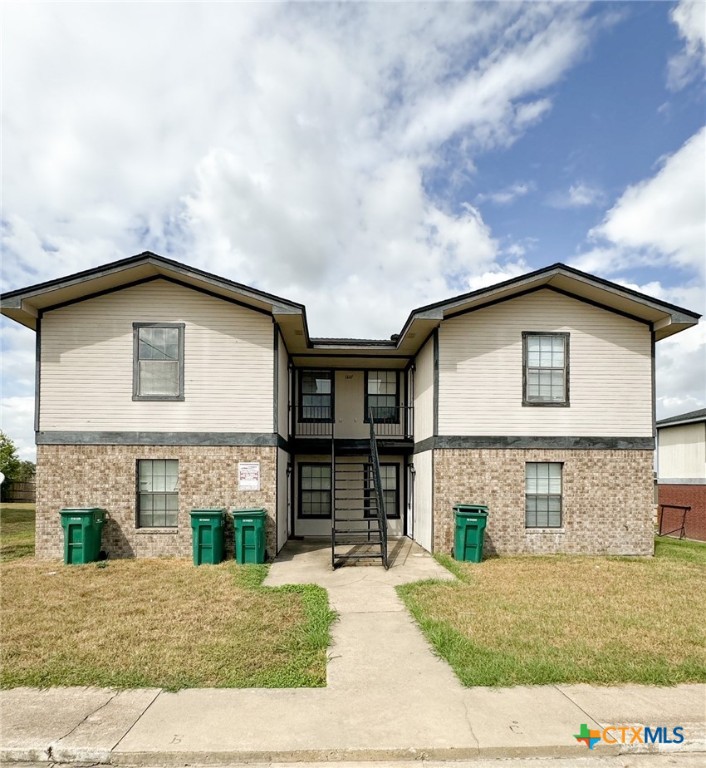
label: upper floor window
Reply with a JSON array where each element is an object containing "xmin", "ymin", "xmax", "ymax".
[
  {"xmin": 137, "ymin": 459, "xmax": 179, "ymax": 527},
  {"xmin": 522, "ymin": 332, "xmax": 569, "ymax": 406},
  {"xmin": 365, "ymin": 370, "xmax": 399, "ymax": 423},
  {"xmin": 133, "ymin": 323, "xmax": 184, "ymax": 400},
  {"xmin": 299, "ymin": 370, "xmax": 334, "ymax": 422},
  {"xmin": 525, "ymin": 462, "xmax": 562, "ymax": 528}
]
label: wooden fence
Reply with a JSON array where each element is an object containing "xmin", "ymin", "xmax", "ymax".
[{"xmin": 1, "ymin": 481, "xmax": 36, "ymax": 503}]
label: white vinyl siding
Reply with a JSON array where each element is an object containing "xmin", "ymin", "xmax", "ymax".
[
  {"xmin": 277, "ymin": 331, "xmax": 289, "ymax": 439},
  {"xmin": 412, "ymin": 450, "xmax": 433, "ymax": 552},
  {"xmin": 414, "ymin": 336, "xmax": 434, "ymax": 441},
  {"xmin": 438, "ymin": 290, "xmax": 652, "ymax": 437},
  {"xmin": 658, "ymin": 423, "xmax": 706, "ymax": 481},
  {"xmin": 40, "ymin": 279, "xmax": 274, "ymax": 432}
]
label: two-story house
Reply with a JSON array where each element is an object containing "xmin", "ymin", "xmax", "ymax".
[{"xmin": 1, "ymin": 253, "xmax": 699, "ymax": 561}]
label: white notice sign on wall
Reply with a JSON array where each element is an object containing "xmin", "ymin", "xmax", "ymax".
[{"xmin": 238, "ymin": 462, "xmax": 261, "ymax": 491}]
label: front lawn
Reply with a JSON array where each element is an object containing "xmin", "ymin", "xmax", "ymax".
[
  {"xmin": 0, "ymin": 558, "xmax": 335, "ymax": 689},
  {"xmin": 0, "ymin": 503, "xmax": 35, "ymax": 561},
  {"xmin": 398, "ymin": 538, "xmax": 706, "ymax": 687}
]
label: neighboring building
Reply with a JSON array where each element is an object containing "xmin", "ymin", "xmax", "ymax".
[
  {"xmin": 1, "ymin": 253, "xmax": 700, "ymax": 560},
  {"xmin": 656, "ymin": 409, "xmax": 706, "ymax": 542}
]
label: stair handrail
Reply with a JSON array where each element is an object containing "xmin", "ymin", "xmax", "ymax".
[
  {"xmin": 368, "ymin": 407, "xmax": 389, "ymax": 569},
  {"xmin": 330, "ymin": 426, "xmax": 336, "ymax": 568}
]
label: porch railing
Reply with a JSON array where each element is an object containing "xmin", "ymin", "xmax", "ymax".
[{"xmin": 293, "ymin": 405, "xmax": 413, "ymax": 439}]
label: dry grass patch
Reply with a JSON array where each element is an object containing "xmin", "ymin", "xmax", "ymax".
[
  {"xmin": 398, "ymin": 538, "xmax": 706, "ymax": 687},
  {"xmin": 0, "ymin": 504, "xmax": 35, "ymax": 561},
  {"xmin": 1, "ymin": 558, "xmax": 334, "ymax": 689}
]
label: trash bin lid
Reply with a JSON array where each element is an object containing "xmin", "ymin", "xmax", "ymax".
[
  {"xmin": 453, "ymin": 504, "xmax": 488, "ymax": 515},
  {"xmin": 231, "ymin": 508, "xmax": 266, "ymax": 518},
  {"xmin": 59, "ymin": 507, "xmax": 105, "ymax": 518},
  {"xmin": 189, "ymin": 508, "xmax": 226, "ymax": 516}
]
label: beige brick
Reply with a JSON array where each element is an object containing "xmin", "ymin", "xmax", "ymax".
[
  {"xmin": 35, "ymin": 445, "xmax": 278, "ymax": 560},
  {"xmin": 433, "ymin": 449, "xmax": 655, "ymax": 556}
]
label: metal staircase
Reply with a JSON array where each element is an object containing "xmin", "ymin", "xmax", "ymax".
[{"xmin": 330, "ymin": 410, "xmax": 389, "ymax": 569}]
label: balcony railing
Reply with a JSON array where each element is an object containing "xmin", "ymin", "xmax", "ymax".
[
  {"xmin": 294, "ymin": 406, "xmax": 335, "ymax": 437},
  {"xmin": 293, "ymin": 405, "xmax": 413, "ymax": 439}
]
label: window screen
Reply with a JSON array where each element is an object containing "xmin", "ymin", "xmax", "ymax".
[
  {"xmin": 138, "ymin": 459, "xmax": 179, "ymax": 527},
  {"xmin": 525, "ymin": 462, "xmax": 562, "ymax": 528}
]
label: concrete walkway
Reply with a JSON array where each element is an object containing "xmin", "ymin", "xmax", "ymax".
[{"xmin": 1, "ymin": 540, "xmax": 705, "ymax": 764}]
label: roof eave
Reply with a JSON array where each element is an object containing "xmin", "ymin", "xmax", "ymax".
[
  {"xmin": 0, "ymin": 252, "xmax": 306, "ymax": 331},
  {"xmin": 395, "ymin": 264, "xmax": 700, "ymax": 348}
]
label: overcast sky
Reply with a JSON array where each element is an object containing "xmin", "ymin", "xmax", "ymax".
[{"xmin": 1, "ymin": 1, "xmax": 705, "ymax": 460}]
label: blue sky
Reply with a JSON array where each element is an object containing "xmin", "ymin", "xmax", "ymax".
[{"xmin": 1, "ymin": 1, "xmax": 705, "ymax": 460}]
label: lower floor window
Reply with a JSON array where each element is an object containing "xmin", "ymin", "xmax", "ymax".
[
  {"xmin": 365, "ymin": 463, "xmax": 400, "ymax": 519},
  {"xmin": 299, "ymin": 464, "xmax": 332, "ymax": 518},
  {"xmin": 525, "ymin": 462, "xmax": 562, "ymax": 528},
  {"xmin": 138, "ymin": 459, "xmax": 179, "ymax": 527}
]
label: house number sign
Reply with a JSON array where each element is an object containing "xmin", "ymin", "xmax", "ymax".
[{"xmin": 238, "ymin": 462, "xmax": 260, "ymax": 491}]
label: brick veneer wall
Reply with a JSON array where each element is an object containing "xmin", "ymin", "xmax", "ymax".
[
  {"xmin": 35, "ymin": 445, "xmax": 278, "ymax": 560},
  {"xmin": 433, "ymin": 449, "xmax": 655, "ymax": 556},
  {"xmin": 658, "ymin": 484, "xmax": 706, "ymax": 542}
]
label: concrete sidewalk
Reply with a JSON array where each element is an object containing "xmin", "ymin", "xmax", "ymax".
[{"xmin": 1, "ymin": 540, "xmax": 705, "ymax": 764}]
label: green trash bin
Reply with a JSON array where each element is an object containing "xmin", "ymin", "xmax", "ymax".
[
  {"xmin": 231, "ymin": 508, "xmax": 266, "ymax": 564},
  {"xmin": 190, "ymin": 508, "xmax": 226, "ymax": 565},
  {"xmin": 453, "ymin": 504, "xmax": 488, "ymax": 563},
  {"xmin": 60, "ymin": 508, "xmax": 106, "ymax": 565}
]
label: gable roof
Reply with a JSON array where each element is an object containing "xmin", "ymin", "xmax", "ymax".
[
  {"xmin": 0, "ymin": 249, "xmax": 308, "ymax": 332},
  {"xmin": 397, "ymin": 262, "xmax": 701, "ymax": 346},
  {"xmin": 656, "ymin": 408, "xmax": 706, "ymax": 428},
  {"xmin": 1, "ymin": 253, "xmax": 700, "ymax": 363}
]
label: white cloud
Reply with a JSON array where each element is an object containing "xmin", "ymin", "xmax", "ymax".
[
  {"xmin": 0, "ymin": 397, "xmax": 35, "ymax": 461},
  {"xmin": 570, "ymin": 126, "xmax": 706, "ymax": 420},
  {"xmin": 0, "ymin": 322, "xmax": 37, "ymax": 460},
  {"xmin": 476, "ymin": 182, "xmax": 533, "ymax": 206},
  {"xmin": 656, "ymin": 321, "xmax": 706, "ymax": 420},
  {"xmin": 0, "ymin": 323, "xmax": 36, "ymax": 396},
  {"xmin": 668, "ymin": 0, "xmax": 706, "ymax": 90},
  {"xmin": 466, "ymin": 260, "xmax": 530, "ymax": 292},
  {"xmin": 585, "ymin": 127, "xmax": 706, "ymax": 277},
  {"xmin": 1, "ymin": 3, "xmax": 595, "ymax": 336},
  {"xmin": 548, "ymin": 182, "xmax": 605, "ymax": 209},
  {"xmin": 605, "ymin": 278, "xmax": 705, "ymax": 420}
]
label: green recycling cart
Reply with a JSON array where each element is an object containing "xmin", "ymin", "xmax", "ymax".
[
  {"xmin": 231, "ymin": 508, "xmax": 266, "ymax": 564},
  {"xmin": 190, "ymin": 508, "xmax": 226, "ymax": 565},
  {"xmin": 60, "ymin": 508, "xmax": 106, "ymax": 565},
  {"xmin": 453, "ymin": 504, "xmax": 488, "ymax": 563}
]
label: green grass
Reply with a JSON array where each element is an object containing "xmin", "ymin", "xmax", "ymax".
[
  {"xmin": 654, "ymin": 535, "xmax": 706, "ymax": 564},
  {"xmin": 398, "ymin": 538, "xmax": 706, "ymax": 688},
  {"xmin": 1, "ymin": 557, "xmax": 336, "ymax": 690},
  {"xmin": 0, "ymin": 503, "xmax": 35, "ymax": 561}
]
